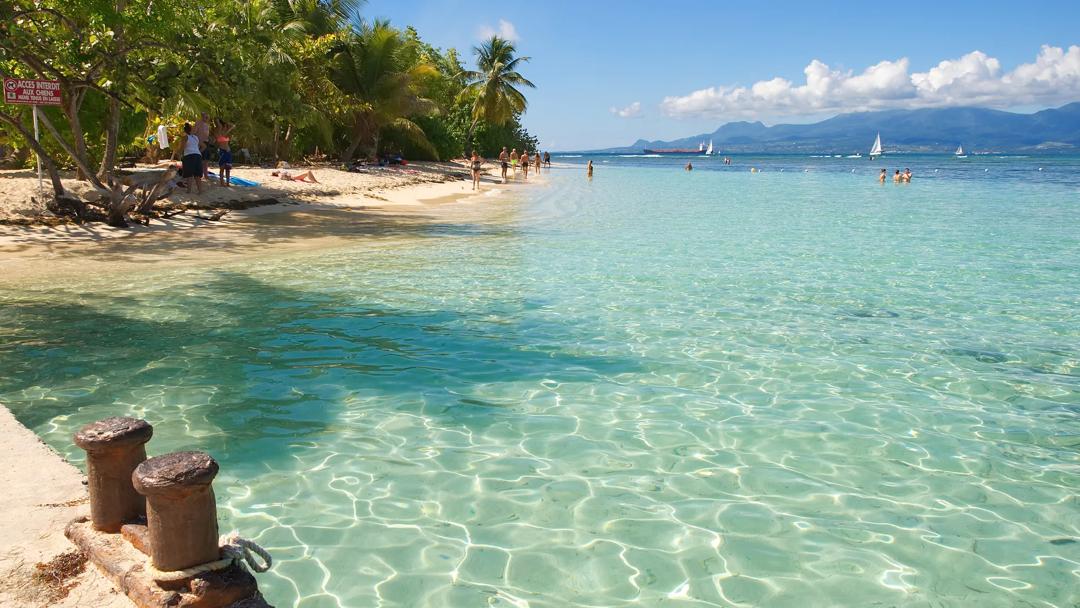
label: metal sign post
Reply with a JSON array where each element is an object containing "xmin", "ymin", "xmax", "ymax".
[{"xmin": 32, "ymin": 105, "xmax": 42, "ymax": 190}]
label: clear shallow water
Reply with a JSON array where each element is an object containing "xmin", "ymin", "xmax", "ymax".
[{"xmin": 2, "ymin": 158, "xmax": 1079, "ymax": 607}]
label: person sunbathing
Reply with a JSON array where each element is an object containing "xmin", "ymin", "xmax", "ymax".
[{"xmin": 272, "ymin": 169, "xmax": 319, "ymax": 183}]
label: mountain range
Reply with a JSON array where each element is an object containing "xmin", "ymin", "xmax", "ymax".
[{"xmin": 585, "ymin": 103, "xmax": 1080, "ymax": 154}]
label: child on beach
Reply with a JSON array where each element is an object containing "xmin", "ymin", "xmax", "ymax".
[{"xmin": 215, "ymin": 119, "xmax": 235, "ymax": 186}]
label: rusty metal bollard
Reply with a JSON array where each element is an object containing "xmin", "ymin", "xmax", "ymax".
[
  {"xmin": 133, "ymin": 451, "xmax": 222, "ymax": 572},
  {"xmin": 73, "ymin": 417, "xmax": 154, "ymax": 533}
]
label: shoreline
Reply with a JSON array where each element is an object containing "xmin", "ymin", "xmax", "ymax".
[
  {"xmin": 0, "ymin": 404, "xmax": 131, "ymax": 607},
  {"xmin": 0, "ymin": 162, "xmax": 547, "ymax": 281}
]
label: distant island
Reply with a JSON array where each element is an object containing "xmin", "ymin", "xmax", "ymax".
[{"xmin": 582, "ymin": 102, "xmax": 1080, "ymax": 154}]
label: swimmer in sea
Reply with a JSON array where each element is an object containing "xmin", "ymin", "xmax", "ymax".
[
  {"xmin": 893, "ymin": 170, "xmax": 902, "ymax": 183},
  {"xmin": 685, "ymin": 162, "xmax": 693, "ymax": 171},
  {"xmin": 587, "ymin": 160, "xmax": 593, "ymax": 178},
  {"xmin": 879, "ymin": 168, "xmax": 887, "ymax": 184},
  {"xmin": 903, "ymin": 168, "xmax": 912, "ymax": 182}
]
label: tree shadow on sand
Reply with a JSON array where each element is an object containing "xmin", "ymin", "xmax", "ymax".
[{"xmin": 0, "ymin": 272, "xmax": 643, "ymax": 470}]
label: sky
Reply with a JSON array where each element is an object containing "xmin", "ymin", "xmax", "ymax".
[{"xmin": 363, "ymin": 0, "xmax": 1080, "ymax": 150}]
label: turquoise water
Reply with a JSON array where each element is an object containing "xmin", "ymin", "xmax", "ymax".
[{"xmin": 2, "ymin": 158, "xmax": 1079, "ymax": 607}]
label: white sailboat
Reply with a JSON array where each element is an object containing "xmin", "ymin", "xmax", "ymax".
[
  {"xmin": 955, "ymin": 144, "xmax": 967, "ymax": 158},
  {"xmin": 869, "ymin": 133, "xmax": 883, "ymax": 160},
  {"xmin": 706, "ymin": 140, "xmax": 714, "ymax": 156}
]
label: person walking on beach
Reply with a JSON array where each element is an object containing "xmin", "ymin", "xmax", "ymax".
[
  {"xmin": 587, "ymin": 160, "xmax": 593, "ymax": 179},
  {"xmin": 499, "ymin": 147, "xmax": 509, "ymax": 181},
  {"xmin": 181, "ymin": 123, "xmax": 204, "ymax": 194},
  {"xmin": 521, "ymin": 150, "xmax": 529, "ymax": 178},
  {"xmin": 215, "ymin": 119, "xmax": 235, "ymax": 186},
  {"xmin": 470, "ymin": 150, "xmax": 483, "ymax": 190},
  {"xmin": 533, "ymin": 151, "xmax": 541, "ymax": 174},
  {"xmin": 510, "ymin": 148, "xmax": 518, "ymax": 175},
  {"xmin": 543, "ymin": 151, "xmax": 551, "ymax": 167},
  {"xmin": 879, "ymin": 168, "xmax": 887, "ymax": 183}
]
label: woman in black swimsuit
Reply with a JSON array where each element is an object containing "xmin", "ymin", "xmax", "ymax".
[{"xmin": 470, "ymin": 150, "xmax": 483, "ymax": 190}]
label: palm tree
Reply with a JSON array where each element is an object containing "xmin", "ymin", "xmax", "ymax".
[
  {"xmin": 332, "ymin": 20, "xmax": 438, "ymax": 160},
  {"xmin": 461, "ymin": 36, "xmax": 535, "ymax": 155}
]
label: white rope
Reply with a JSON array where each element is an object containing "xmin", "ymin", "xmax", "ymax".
[{"xmin": 149, "ymin": 532, "xmax": 272, "ymax": 582}]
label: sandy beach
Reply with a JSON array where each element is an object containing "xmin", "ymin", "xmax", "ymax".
[{"xmin": 0, "ymin": 161, "xmax": 547, "ymax": 280}]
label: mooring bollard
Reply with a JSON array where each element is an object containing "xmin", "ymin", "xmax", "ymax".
[
  {"xmin": 133, "ymin": 451, "xmax": 221, "ymax": 572},
  {"xmin": 73, "ymin": 417, "xmax": 154, "ymax": 533}
]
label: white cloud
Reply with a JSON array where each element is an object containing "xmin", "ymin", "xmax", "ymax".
[
  {"xmin": 660, "ymin": 45, "xmax": 1080, "ymax": 120},
  {"xmin": 478, "ymin": 19, "xmax": 518, "ymax": 42},
  {"xmin": 610, "ymin": 101, "xmax": 643, "ymax": 118}
]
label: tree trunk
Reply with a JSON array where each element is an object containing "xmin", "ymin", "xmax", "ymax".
[
  {"xmin": 64, "ymin": 90, "xmax": 90, "ymax": 180},
  {"xmin": 463, "ymin": 117, "xmax": 480, "ymax": 158},
  {"xmin": 0, "ymin": 111, "xmax": 68, "ymax": 197},
  {"xmin": 99, "ymin": 94, "xmax": 120, "ymax": 179},
  {"xmin": 272, "ymin": 118, "xmax": 279, "ymax": 161},
  {"xmin": 99, "ymin": 0, "xmax": 128, "ymax": 180}
]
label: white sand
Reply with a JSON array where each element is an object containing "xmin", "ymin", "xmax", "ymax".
[{"xmin": 0, "ymin": 405, "xmax": 132, "ymax": 607}]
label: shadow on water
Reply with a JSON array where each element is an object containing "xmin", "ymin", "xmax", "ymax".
[{"xmin": 0, "ymin": 271, "xmax": 643, "ymax": 467}]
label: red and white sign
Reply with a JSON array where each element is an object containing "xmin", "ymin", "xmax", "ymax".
[{"xmin": 3, "ymin": 78, "xmax": 62, "ymax": 106}]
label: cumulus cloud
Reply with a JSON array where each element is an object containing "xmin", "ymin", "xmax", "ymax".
[
  {"xmin": 661, "ymin": 45, "xmax": 1080, "ymax": 120},
  {"xmin": 478, "ymin": 19, "xmax": 518, "ymax": 42},
  {"xmin": 610, "ymin": 101, "xmax": 643, "ymax": 118}
]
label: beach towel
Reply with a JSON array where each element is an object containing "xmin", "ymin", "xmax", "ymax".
[{"xmin": 207, "ymin": 171, "xmax": 259, "ymax": 187}]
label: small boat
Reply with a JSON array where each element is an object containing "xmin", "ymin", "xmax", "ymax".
[
  {"xmin": 847, "ymin": 153, "xmax": 863, "ymax": 158},
  {"xmin": 706, "ymin": 140, "xmax": 714, "ymax": 156},
  {"xmin": 869, "ymin": 133, "xmax": 883, "ymax": 160},
  {"xmin": 955, "ymin": 144, "xmax": 967, "ymax": 158}
]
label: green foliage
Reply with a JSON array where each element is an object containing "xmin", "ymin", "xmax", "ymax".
[{"xmin": 0, "ymin": 0, "xmax": 536, "ymax": 171}]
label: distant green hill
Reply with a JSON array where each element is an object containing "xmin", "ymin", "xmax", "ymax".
[{"xmin": 587, "ymin": 103, "xmax": 1080, "ymax": 154}]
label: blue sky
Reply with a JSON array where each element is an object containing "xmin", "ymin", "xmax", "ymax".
[{"xmin": 364, "ymin": 0, "xmax": 1080, "ymax": 150}]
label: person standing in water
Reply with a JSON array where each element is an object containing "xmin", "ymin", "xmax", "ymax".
[
  {"xmin": 521, "ymin": 150, "xmax": 530, "ymax": 178},
  {"xmin": 587, "ymin": 160, "xmax": 593, "ymax": 179},
  {"xmin": 903, "ymin": 168, "xmax": 912, "ymax": 182},
  {"xmin": 499, "ymin": 147, "xmax": 509, "ymax": 181},
  {"xmin": 543, "ymin": 151, "xmax": 551, "ymax": 167},
  {"xmin": 879, "ymin": 168, "xmax": 887, "ymax": 184},
  {"xmin": 893, "ymin": 169, "xmax": 902, "ymax": 183},
  {"xmin": 685, "ymin": 162, "xmax": 693, "ymax": 171},
  {"xmin": 215, "ymin": 119, "xmax": 235, "ymax": 186},
  {"xmin": 470, "ymin": 150, "xmax": 483, "ymax": 191}
]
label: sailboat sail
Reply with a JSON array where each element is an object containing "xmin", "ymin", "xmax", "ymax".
[
  {"xmin": 955, "ymin": 144, "xmax": 964, "ymax": 156},
  {"xmin": 706, "ymin": 140, "xmax": 714, "ymax": 155},
  {"xmin": 869, "ymin": 133, "xmax": 883, "ymax": 157}
]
